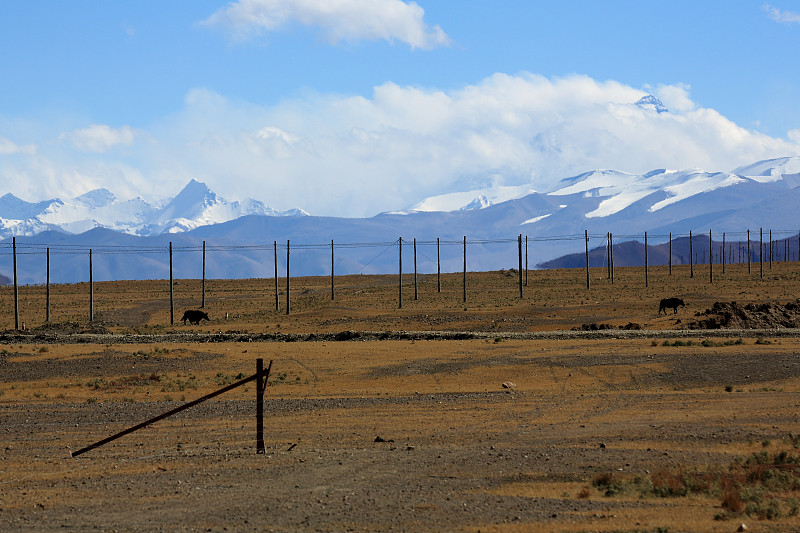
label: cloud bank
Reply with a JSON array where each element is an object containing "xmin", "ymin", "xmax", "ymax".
[
  {"xmin": 60, "ymin": 124, "xmax": 137, "ymax": 153},
  {"xmin": 764, "ymin": 3, "xmax": 800, "ymax": 24},
  {"xmin": 203, "ymin": 0, "xmax": 451, "ymax": 49},
  {"xmin": 1, "ymin": 73, "xmax": 799, "ymax": 217}
]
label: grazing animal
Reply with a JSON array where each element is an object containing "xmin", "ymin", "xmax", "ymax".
[
  {"xmin": 181, "ymin": 310, "xmax": 209, "ymax": 325},
  {"xmin": 658, "ymin": 298, "xmax": 685, "ymax": 315}
]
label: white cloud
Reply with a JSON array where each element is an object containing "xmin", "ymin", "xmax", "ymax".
[
  {"xmin": 0, "ymin": 135, "xmax": 36, "ymax": 155},
  {"xmin": 2, "ymin": 73, "xmax": 800, "ymax": 217},
  {"xmin": 649, "ymin": 83, "xmax": 695, "ymax": 113},
  {"xmin": 61, "ymin": 124, "xmax": 137, "ymax": 153},
  {"xmin": 202, "ymin": 0, "xmax": 451, "ymax": 49},
  {"xmin": 764, "ymin": 4, "xmax": 800, "ymax": 24}
]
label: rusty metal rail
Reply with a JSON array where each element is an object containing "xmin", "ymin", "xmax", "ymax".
[{"xmin": 70, "ymin": 359, "xmax": 272, "ymax": 458}]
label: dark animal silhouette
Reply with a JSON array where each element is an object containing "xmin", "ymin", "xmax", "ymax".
[
  {"xmin": 658, "ymin": 298, "xmax": 685, "ymax": 315},
  {"xmin": 181, "ymin": 310, "xmax": 209, "ymax": 325}
]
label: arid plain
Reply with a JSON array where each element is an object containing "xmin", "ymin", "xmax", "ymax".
[{"xmin": 3, "ymin": 262, "xmax": 800, "ymax": 532}]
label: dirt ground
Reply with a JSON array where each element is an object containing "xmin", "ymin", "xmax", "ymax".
[{"xmin": 3, "ymin": 264, "xmax": 800, "ymax": 532}]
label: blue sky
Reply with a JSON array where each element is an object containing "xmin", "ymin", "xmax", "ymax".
[{"xmin": 1, "ymin": 1, "xmax": 800, "ymax": 217}]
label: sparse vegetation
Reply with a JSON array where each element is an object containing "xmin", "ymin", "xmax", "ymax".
[
  {"xmin": 661, "ymin": 338, "xmax": 744, "ymax": 347},
  {"xmin": 591, "ymin": 447, "xmax": 800, "ymax": 521}
]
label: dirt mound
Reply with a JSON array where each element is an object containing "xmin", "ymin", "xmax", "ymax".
[{"xmin": 688, "ymin": 301, "xmax": 800, "ymax": 329}]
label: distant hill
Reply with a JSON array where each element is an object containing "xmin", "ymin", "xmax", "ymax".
[{"xmin": 538, "ymin": 234, "xmax": 791, "ymax": 269}]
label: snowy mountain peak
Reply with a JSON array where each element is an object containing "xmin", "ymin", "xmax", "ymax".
[
  {"xmin": 406, "ymin": 185, "xmax": 537, "ymax": 213},
  {"xmin": 75, "ymin": 188, "xmax": 116, "ymax": 208},
  {"xmin": 461, "ymin": 195, "xmax": 491, "ymax": 211},
  {"xmin": 0, "ymin": 179, "xmax": 305, "ymax": 238},
  {"xmin": 173, "ymin": 179, "xmax": 218, "ymax": 207},
  {"xmin": 635, "ymin": 95, "xmax": 668, "ymax": 113},
  {"xmin": 731, "ymin": 156, "xmax": 800, "ymax": 179},
  {"xmin": 0, "ymin": 193, "xmax": 62, "ymax": 220}
]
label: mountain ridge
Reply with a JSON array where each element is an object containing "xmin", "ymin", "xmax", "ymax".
[{"xmin": 2, "ymin": 156, "xmax": 800, "ymax": 283}]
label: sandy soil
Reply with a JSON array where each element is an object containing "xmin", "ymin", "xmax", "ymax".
[{"xmin": 3, "ymin": 265, "xmax": 800, "ymax": 532}]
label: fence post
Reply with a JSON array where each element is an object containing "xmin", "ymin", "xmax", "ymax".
[
  {"xmin": 462, "ymin": 236, "xmax": 467, "ymax": 303},
  {"xmin": 331, "ymin": 240, "xmax": 335, "ymax": 301},
  {"xmin": 585, "ymin": 230, "xmax": 589, "ymax": 290},
  {"xmin": 437, "ymin": 238, "xmax": 441, "ymax": 293},
  {"xmin": 256, "ymin": 358, "xmax": 267, "ymax": 454},
  {"xmin": 722, "ymin": 233, "xmax": 726, "ymax": 274},
  {"xmin": 669, "ymin": 232, "xmax": 672, "ymax": 275},
  {"xmin": 525, "ymin": 235, "xmax": 528, "ymax": 287},
  {"xmin": 12, "ymin": 237, "xmax": 18, "ymax": 330},
  {"xmin": 770, "ymin": 229, "xmax": 773, "ymax": 270},
  {"xmin": 413, "ymin": 238, "xmax": 418, "ymax": 301},
  {"xmin": 46, "ymin": 247, "xmax": 50, "ymax": 323},
  {"xmin": 689, "ymin": 231, "xmax": 694, "ymax": 278},
  {"xmin": 747, "ymin": 230, "xmax": 751, "ymax": 274},
  {"xmin": 398, "ymin": 238, "xmax": 403, "ymax": 309},
  {"xmin": 518, "ymin": 234, "xmax": 523, "ymax": 298},
  {"xmin": 285, "ymin": 240, "xmax": 290, "ymax": 315},
  {"xmin": 644, "ymin": 231, "xmax": 648, "ymax": 287},
  {"xmin": 89, "ymin": 249, "xmax": 93, "ymax": 323},
  {"xmin": 709, "ymin": 230, "xmax": 713, "ymax": 284},
  {"xmin": 760, "ymin": 228, "xmax": 763, "ymax": 279},
  {"xmin": 610, "ymin": 232, "xmax": 614, "ymax": 284},
  {"xmin": 169, "ymin": 242, "xmax": 174, "ymax": 325},
  {"xmin": 274, "ymin": 241, "xmax": 279, "ymax": 312},
  {"xmin": 202, "ymin": 240, "xmax": 206, "ymax": 308}
]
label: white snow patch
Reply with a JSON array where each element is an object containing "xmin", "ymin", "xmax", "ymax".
[
  {"xmin": 649, "ymin": 173, "xmax": 745, "ymax": 212},
  {"xmin": 409, "ymin": 184, "xmax": 537, "ymax": 212},
  {"xmin": 521, "ymin": 214, "xmax": 551, "ymax": 225},
  {"xmin": 732, "ymin": 156, "xmax": 800, "ymax": 182}
]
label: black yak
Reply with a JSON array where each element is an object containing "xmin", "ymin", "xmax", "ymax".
[
  {"xmin": 658, "ymin": 298, "xmax": 685, "ymax": 315},
  {"xmin": 181, "ymin": 310, "xmax": 209, "ymax": 325}
]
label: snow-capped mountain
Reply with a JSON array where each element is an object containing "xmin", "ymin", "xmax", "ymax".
[
  {"xmin": 635, "ymin": 94, "xmax": 669, "ymax": 113},
  {"xmin": 2, "ymin": 156, "xmax": 800, "ymax": 284},
  {"xmin": 402, "ymin": 184, "xmax": 537, "ymax": 213},
  {"xmin": 0, "ymin": 179, "xmax": 306, "ymax": 239}
]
